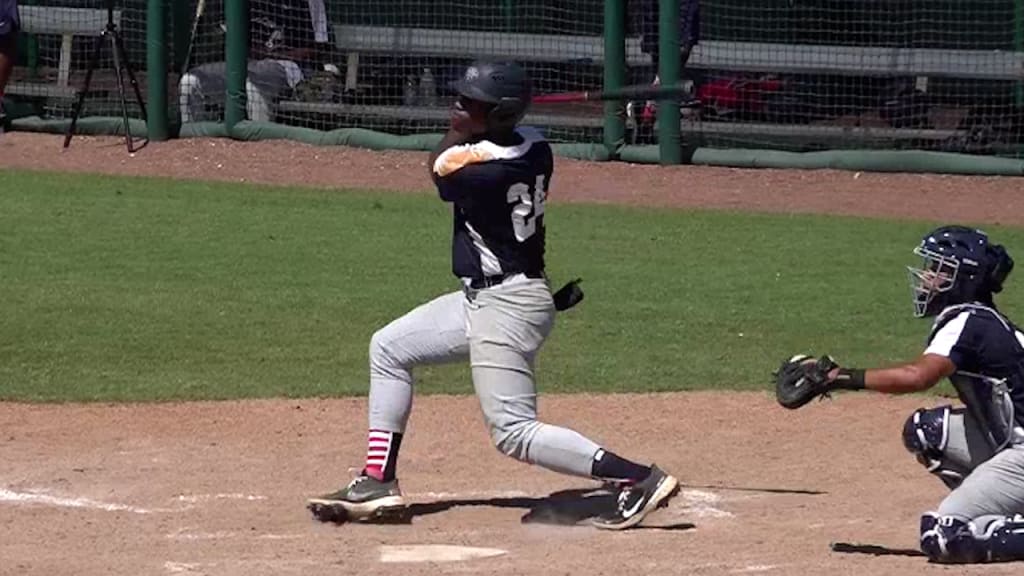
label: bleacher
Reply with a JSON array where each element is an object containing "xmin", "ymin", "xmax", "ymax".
[
  {"xmin": 275, "ymin": 23, "xmax": 1024, "ymax": 143},
  {"xmin": 6, "ymin": 5, "xmax": 122, "ymax": 101}
]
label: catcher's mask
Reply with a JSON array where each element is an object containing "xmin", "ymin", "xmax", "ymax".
[
  {"xmin": 450, "ymin": 61, "xmax": 532, "ymax": 132},
  {"xmin": 908, "ymin": 225, "xmax": 1014, "ymax": 317}
]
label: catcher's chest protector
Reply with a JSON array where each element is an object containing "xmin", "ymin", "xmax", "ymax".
[{"xmin": 927, "ymin": 304, "xmax": 1024, "ymax": 449}]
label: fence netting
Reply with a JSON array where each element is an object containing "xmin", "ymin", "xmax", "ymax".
[{"xmin": 6, "ymin": 0, "xmax": 1023, "ymax": 157}]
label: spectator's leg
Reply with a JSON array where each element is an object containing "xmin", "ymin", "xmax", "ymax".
[
  {"xmin": 680, "ymin": 44, "xmax": 693, "ymax": 69},
  {"xmin": 246, "ymin": 60, "xmax": 295, "ymax": 123},
  {"xmin": 179, "ymin": 62, "xmax": 228, "ymax": 123},
  {"xmin": 244, "ymin": 79, "xmax": 270, "ymax": 122}
]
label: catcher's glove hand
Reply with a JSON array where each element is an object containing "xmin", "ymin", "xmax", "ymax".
[{"xmin": 774, "ymin": 354, "xmax": 840, "ymax": 410}]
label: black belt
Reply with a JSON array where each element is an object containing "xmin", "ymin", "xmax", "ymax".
[{"xmin": 469, "ymin": 271, "xmax": 544, "ymax": 290}]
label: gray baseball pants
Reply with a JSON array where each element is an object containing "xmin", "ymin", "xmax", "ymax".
[
  {"xmin": 367, "ymin": 274, "xmax": 602, "ymax": 478},
  {"xmin": 931, "ymin": 408, "xmax": 1024, "ymax": 520},
  {"xmin": 178, "ymin": 60, "xmax": 290, "ymax": 123}
]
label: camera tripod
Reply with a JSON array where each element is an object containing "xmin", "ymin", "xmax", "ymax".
[{"xmin": 63, "ymin": 1, "xmax": 148, "ymax": 153}]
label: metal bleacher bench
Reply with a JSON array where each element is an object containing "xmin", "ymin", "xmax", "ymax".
[
  {"xmin": 276, "ymin": 23, "xmax": 1024, "ymax": 131},
  {"xmin": 327, "ymin": 24, "xmax": 1024, "ymax": 80},
  {"xmin": 6, "ymin": 5, "xmax": 122, "ymax": 101}
]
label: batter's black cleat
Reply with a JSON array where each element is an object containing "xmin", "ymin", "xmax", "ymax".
[
  {"xmin": 307, "ymin": 474, "xmax": 406, "ymax": 523},
  {"xmin": 591, "ymin": 465, "xmax": 679, "ymax": 530}
]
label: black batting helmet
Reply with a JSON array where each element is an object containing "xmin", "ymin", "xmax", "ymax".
[{"xmin": 450, "ymin": 61, "xmax": 532, "ymax": 131}]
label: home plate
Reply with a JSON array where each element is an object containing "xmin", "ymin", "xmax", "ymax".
[{"xmin": 378, "ymin": 545, "xmax": 507, "ymax": 563}]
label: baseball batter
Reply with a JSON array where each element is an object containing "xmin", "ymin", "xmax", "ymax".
[
  {"xmin": 775, "ymin": 225, "xmax": 1024, "ymax": 563},
  {"xmin": 308, "ymin": 61, "xmax": 679, "ymax": 529}
]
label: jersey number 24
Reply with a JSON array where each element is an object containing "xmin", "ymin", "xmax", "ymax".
[{"xmin": 507, "ymin": 174, "xmax": 547, "ymax": 242}]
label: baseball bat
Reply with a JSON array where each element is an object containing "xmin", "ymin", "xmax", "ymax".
[
  {"xmin": 179, "ymin": 0, "xmax": 207, "ymax": 76},
  {"xmin": 532, "ymin": 82, "xmax": 693, "ymax": 104}
]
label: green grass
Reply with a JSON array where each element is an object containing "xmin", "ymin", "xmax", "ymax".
[{"xmin": 2, "ymin": 169, "xmax": 1023, "ymax": 402}]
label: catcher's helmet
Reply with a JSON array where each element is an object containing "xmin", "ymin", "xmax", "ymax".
[
  {"xmin": 908, "ymin": 225, "xmax": 1014, "ymax": 317},
  {"xmin": 450, "ymin": 61, "xmax": 532, "ymax": 131}
]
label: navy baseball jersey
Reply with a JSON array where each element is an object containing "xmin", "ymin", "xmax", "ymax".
[
  {"xmin": 925, "ymin": 303, "xmax": 1024, "ymax": 449},
  {"xmin": 431, "ymin": 127, "xmax": 552, "ymax": 281}
]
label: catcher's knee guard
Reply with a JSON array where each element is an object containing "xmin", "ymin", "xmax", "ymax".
[
  {"xmin": 903, "ymin": 406, "xmax": 967, "ymax": 489},
  {"xmin": 921, "ymin": 512, "xmax": 1024, "ymax": 563}
]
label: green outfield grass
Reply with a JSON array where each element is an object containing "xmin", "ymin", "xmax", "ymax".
[{"xmin": 1, "ymin": 169, "xmax": 1021, "ymax": 403}]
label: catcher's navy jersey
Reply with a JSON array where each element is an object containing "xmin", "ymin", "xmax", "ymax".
[
  {"xmin": 431, "ymin": 127, "xmax": 552, "ymax": 281},
  {"xmin": 925, "ymin": 303, "xmax": 1024, "ymax": 448}
]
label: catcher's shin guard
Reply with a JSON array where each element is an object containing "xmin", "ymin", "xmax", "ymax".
[{"xmin": 921, "ymin": 512, "xmax": 1024, "ymax": 563}]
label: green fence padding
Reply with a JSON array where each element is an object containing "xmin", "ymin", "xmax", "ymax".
[
  {"xmin": 10, "ymin": 116, "xmax": 149, "ymax": 138},
  {"xmin": 178, "ymin": 122, "xmax": 230, "ymax": 139},
  {"xmin": 550, "ymin": 143, "xmax": 611, "ymax": 161},
  {"xmin": 690, "ymin": 148, "xmax": 1024, "ymax": 177},
  {"xmin": 617, "ymin": 145, "xmax": 661, "ymax": 164},
  {"xmin": 227, "ymin": 121, "xmax": 444, "ymax": 150},
  {"xmin": 222, "ymin": 121, "xmax": 612, "ymax": 160}
]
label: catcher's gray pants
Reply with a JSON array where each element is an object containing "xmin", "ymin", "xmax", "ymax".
[
  {"xmin": 178, "ymin": 60, "xmax": 291, "ymax": 123},
  {"xmin": 367, "ymin": 274, "xmax": 602, "ymax": 478},
  {"xmin": 930, "ymin": 408, "xmax": 1024, "ymax": 520}
]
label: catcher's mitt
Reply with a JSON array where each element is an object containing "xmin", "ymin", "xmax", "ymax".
[{"xmin": 774, "ymin": 354, "xmax": 839, "ymax": 410}]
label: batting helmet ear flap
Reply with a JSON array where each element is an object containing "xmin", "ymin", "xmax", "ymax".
[
  {"xmin": 988, "ymin": 244, "xmax": 1014, "ymax": 293},
  {"xmin": 487, "ymin": 96, "xmax": 529, "ymax": 129}
]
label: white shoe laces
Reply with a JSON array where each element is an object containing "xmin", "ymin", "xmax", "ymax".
[{"xmin": 347, "ymin": 475, "xmax": 370, "ymax": 489}]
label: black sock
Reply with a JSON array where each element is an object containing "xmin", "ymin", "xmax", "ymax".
[
  {"xmin": 382, "ymin": 433, "xmax": 402, "ymax": 482},
  {"xmin": 590, "ymin": 449, "xmax": 651, "ymax": 484},
  {"xmin": 365, "ymin": 430, "xmax": 403, "ymax": 482}
]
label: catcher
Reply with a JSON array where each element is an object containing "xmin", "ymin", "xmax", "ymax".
[{"xmin": 774, "ymin": 224, "xmax": 1024, "ymax": 564}]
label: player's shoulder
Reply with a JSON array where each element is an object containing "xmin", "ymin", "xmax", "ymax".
[
  {"xmin": 929, "ymin": 304, "xmax": 1013, "ymax": 344},
  {"xmin": 433, "ymin": 127, "xmax": 548, "ymax": 178}
]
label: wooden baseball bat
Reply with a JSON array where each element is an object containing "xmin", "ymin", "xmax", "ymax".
[
  {"xmin": 532, "ymin": 82, "xmax": 693, "ymax": 104},
  {"xmin": 179, "ymin": 0, "xmax": 207, "ymax": 75}
]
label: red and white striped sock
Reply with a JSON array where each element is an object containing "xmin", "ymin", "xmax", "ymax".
[{"xmin": 364, "ymin": 429, "xmax": 402, "ymax": 482}]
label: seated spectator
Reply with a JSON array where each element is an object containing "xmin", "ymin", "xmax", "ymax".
[{"xmin": 179, "ymin": 0, "xmax": 333, "ymax": 123}]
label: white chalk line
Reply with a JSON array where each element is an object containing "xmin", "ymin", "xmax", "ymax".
[
  {"xmin": 0, "ymin": 488, "xmax": 177, "ymax": 514},
  {"xmin": 166, "ymin": 527, "xmax": 237, "ymax": 541},
  {"xmin": 674, "ymin": 489, "xmax": 735, "ymax": 519},
  {"xmin": 164, "ymin": 561, "xmax": 204, "ymax": 574},
  {"xmin": 3, "ymin": 484, "xmax": 731, "ymax": 525},
  {"xmin": 164, "ymin": 559, "xmax": 321, "ymax": 573},
  {"xmin": 379, "ymin": 544, "xmax": 508, "ymax": 563},
  {"xmin": 687, "ymin": 562, "xmax": 785, "ymax": 573},
  {"xmin": 174, "ymin": 493, "xmax": 267, "ymax": 503},
  {"xmin": 407, "ymin": 490, "xmax": 532, "ymax": 500},
  {"xmin": 165, "ymin": 526, "xmax": 303, "ymax": 542},
  {"xmin": 1, "ymin": 488, "xmax": 268, "ymax": 515},
  {"xmin": 732, "ymin": 565, "xmax": 780, "ymax": 574}
]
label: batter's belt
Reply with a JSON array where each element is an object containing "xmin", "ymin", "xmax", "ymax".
[{"xmin": 468, "ymin": 271, "xmax": 545, "ymax": 290}]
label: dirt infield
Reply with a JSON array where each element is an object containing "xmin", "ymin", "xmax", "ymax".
[{"xmin": 2, "ymin": 132, "xmax": 1024, "ymax": 576}]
